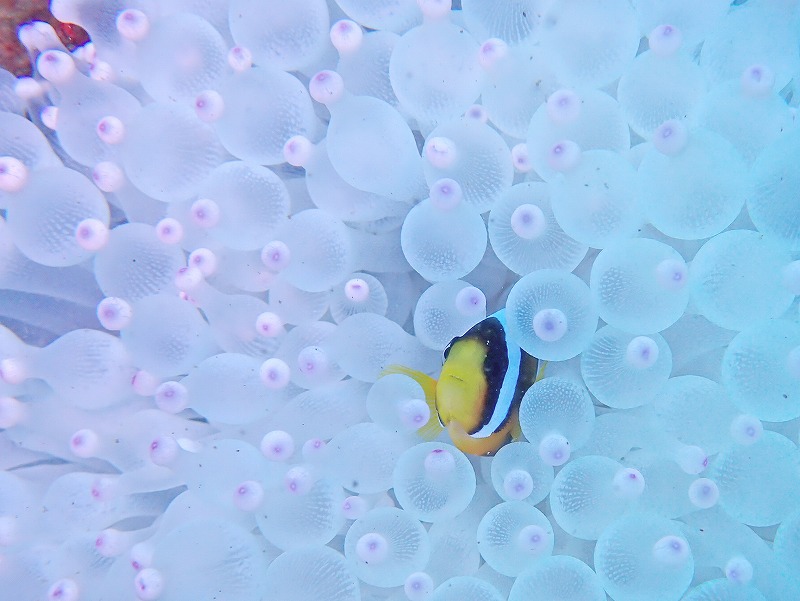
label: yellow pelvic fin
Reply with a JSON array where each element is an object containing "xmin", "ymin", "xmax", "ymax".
[
  {"xmin": 416, "ymin": 413, "xmax": 445, "ymax": 441},
  {"xmin": 381, "ymin": 364, "xmax": 443, "ymax": 441},
  {"xmin": 447, "ymin": 419, "xmax": 514, "ymax": 457}
]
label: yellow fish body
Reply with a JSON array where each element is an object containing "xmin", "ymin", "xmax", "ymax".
[{"xmin": 386, "ymin": 309, "xmax": 542, "ymax": 456}]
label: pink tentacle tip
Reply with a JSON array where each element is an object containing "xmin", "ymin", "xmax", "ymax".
[
  {"xmin": 47, "ymin": 579, "xmax": 79, "ymax": 601},
  {"xmin": 355, "ymin": 532, "xmax": 389, "ymax": 563},
  {"xmin": 228, "ymin": 46, "xmax": 253, "ymax": 71},
  {"xmin": 75, "ymin": 218, "xmax": 110, "ymax": 251},
  {"xmin": 174, "ymin": 265, "xmax": 204, "ymax": 291},
  {"xmin": 652, "ymin": 535, "xmax": 690, "ymax": 566},
  {"xmin": 302, "ymin": 438, "xmax": 327, "ymax": 461},
  {"xmin": 134, "ymin": 568, "xmax": 164, "ymax": 601},
  {"xmin": 131, "ymin": 370, "xmax": 160, "ymax": 396},
  {"xmin": 424, "ymin": 447, "xmax": 456, "ymax": 475},
  {"xmin": 92, "ymin": 161, "xmax": 126, "ymax": 192},
  {"xmin": 188, "ymin": 248, "xmax": 218, "ymax": 277},
  {"xmin": 261, "ymin": 241, "xmax": 291, "ymax": 272},
  {"xmin": 344, "ymin": 278, "xmax": 370, "ymax": 303},
  {"xmin": 417, "ymin": 0, "xmax": 452, "ymax": 20},
  {"xmin": 255, "ymin": 312, "xmax": 285, "ymax": 338},
  {"xmin": 533, "ymin": 308, "xmax": 568, "ymax": 342},
  {"xmin": 309, "ymin": 70, "xmax": 344, "ymax": 104},
  {"xmin": 70, "ymin": 428, "xmax": 99, "ymax": 458},
  {"xmin": 89, "ymin": 477, "xmax": 117, "ymax": 503},
  {"xmin": 546, "ymin": 90, "xmax": 581, "ymax": 125},
  {"xmin": 116, "ymin": 9, "xmax": 150, "ymax": 42},
  {"xmin": 539, "ymin": 433, "xmax": 570, "ymax": 466},
  {"xmin": 283, "ymin": 135, "xmax": 313, "ymax": 167},
  {"xmin": 154, "ymin": 381, "xmax": 189, "ymax": 413},
  {"xmin": 97, "ymin": 297, "xmax": 132, "ymax": 330},
  {"xmin": 517, "ymin": 524, "xmax": 549, "ymax": 555},
  {"xmin": 233, "ymin": 480, "xmax": 264, "ymax": 511},
  {"xmin": 511, "ymin": 143, "xmax": 532, "ymax": 173},
  {"xmin": 429, "ymin": 177, "xmax": 463, "ymax": 211},
  {"xmin": 652, "ymin": 120, "xmax": 688, "ymax": 156},
  {"xmin": 297, "ymin": 346, "xmax": 329, "ymax": 376},
  {"xmin": 155, "ymin": 218, "xmax": 184, "ymax": 245},
  {"xmin": 0, "ymin": 156, "xmax": 29, "ymax": 192},
  {"xmin": 0, "ymin": 396, "xmax": 25, "ymax": 428},
  {"xmin": 465, "ymin": 104, "xmax": 488, "ymax": 123},
  {"xmin": 425, "ymin": 137, "xmax": 457, "ymax": 169},
  {"xmin": 37, "ymin": 50, "xmax": 76, "ymax": 84},
  {"xmin": 479, "ymin": 38, "xmax": 508, "ymax": 69},
  {"xmin": 0, "ymin": 358, "xmax": 27, "ymax": 385},
  {"xmin": 284, "ymin": 466, "xmax": 314, "ymax": 495},
  {"xmin": 190, "ymin": 198, "xmax": 220, "ymax": 228},
  {"xmin": 648, "ymin": 24, "xmax": 682, "ymax": 57},
  {"xmin": 455, "ymin": 285, "xmax": 486, "ymax": 316},
  {"xmin": 399, "ymin": 399, "xmax": 431, "ymax": 431},
  {"xmin": 511, "ymin": 204, "xmax": 546, "ymax": 240},
  {"xmin": 96, "ymin": 115, "xmax": 125, "ymax": 144},
  {"xmin": 194, "ymin": 90, "xmax": 224, "ymax": 122},
  {"xmin": 503, "ymin": 469, "xmax": 534, "ymax": 500},
  {"xmin": 655, "ymin": 258, "xmax": 688, "ymax": 291},
  {"xmin": 95, "ymin": 529, "xmax": 124, "ymax": 557},
  {"xmin": 547, "ymin": 140, "xmax": 581, "ymax": 172},
  {"xmin": 741, "ymin": 64, "xmax": 776, "ymax": 97},
  {"xmin": 260, "ymin": 430, "xmax": 295, "ymax": 461},
  {"xmin": 149, "ymin": 435, "xmax": 179, "ymax": 466},
  {"xmin": 330, "ymin": 19, "xmax": 363, "ymax": 54},
  {"xmin": 259, "ymin": 358, "xmax": 290, "ymax": 389}
]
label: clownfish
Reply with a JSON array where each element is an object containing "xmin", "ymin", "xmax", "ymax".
[{"xmin": 385, "ymin": 309, "xmax": 544, "ymax": 456}]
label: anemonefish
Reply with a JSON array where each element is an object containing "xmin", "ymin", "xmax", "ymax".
[{"xmin": 386, "ymin": 309, "xmax": 544, "ymax": 456}]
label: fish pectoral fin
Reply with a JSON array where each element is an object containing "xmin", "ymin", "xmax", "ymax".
[
  {"xmin": 416, "ymin": 412, "xmax": 445, "ymax": 442},
  {"xmin": 447, "ymin": 420, "xmax": 510, "ymax": 457}
]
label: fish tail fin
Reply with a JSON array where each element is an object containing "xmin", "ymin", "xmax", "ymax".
[
  {"xmin": 381, "ymin": 364, "xmax": 442, "ymax": 442},
  {"xmin": 535, "ymin": 360, "xmax": 548, "ymax": 383},
  {"xmin": 509, "ymin": 408, "xmax": 523, "ymax": 441}
]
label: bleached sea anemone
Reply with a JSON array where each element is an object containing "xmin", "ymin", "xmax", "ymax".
[{"xmin": 1, "ymin": 0, "xmax": 800, "ymax": 599}]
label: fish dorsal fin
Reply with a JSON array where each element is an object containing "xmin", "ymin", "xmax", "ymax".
[{"xmin": 381, "ymin": 364, "xmax": 437, "ymax": 398}]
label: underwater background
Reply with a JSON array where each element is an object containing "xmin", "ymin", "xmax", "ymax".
[{"xmin": 1, "ymin": 0, "xmax": 800, "ymax": 600}]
